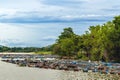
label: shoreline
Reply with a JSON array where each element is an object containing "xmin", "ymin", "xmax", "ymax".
[
  {"xmin": 0, "ymin": 60, "xmax": 119, "ymax": 80},
  {"xmin": 0, "ymin": 52, "xmax": 34, "ymax": 54},
  {"xmin": 0, "ymin": 53, "xmax": 120, "ymax": 76}
]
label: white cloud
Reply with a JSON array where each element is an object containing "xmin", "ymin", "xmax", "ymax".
[{"xmin": 0, "ymin": 0, "xmax": 120, "ymax": 47}]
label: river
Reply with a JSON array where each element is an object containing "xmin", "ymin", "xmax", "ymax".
[{"xmin": 0, "ymin": 60, "xmax": 119, "ymax": 80}]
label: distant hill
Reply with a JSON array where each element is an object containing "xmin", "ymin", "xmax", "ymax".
[
  {"xmin": 0, "ymin": 45, "xmax": 4, "ymax": 47},
  {"xmin": 0, "ymin": 45, "xmax": 7, "ymax": 47}
]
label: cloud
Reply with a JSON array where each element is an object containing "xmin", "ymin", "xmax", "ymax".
[
  {"xmin": 41, "ymin": 0, "xmax": 86, "ymax": 7},
  {"xmin": 0, "ymin": 23, "xmax": 59, "ymax": 47},
  {"xmin": 0, "ymin": 39, "xmax": 27, "ymax": 47},
  {"xmin": 0, "ymin": 11, "xmax": 114, "ymax": 23},
  {"xmin": 100, "ymin": 2, "xmax": 120, "ymax": 12},
  {"xmin": 40, "ymin": 36, "xmax": 57, "ymax": 41},
  {"xmin": 0, "ymin": 0, "xmax": 120, "ymax": 47},
  {"xmin": 0, "ymin": 0, "xmax": 119, "ymax": 24},
  {"xmin": 0, "ymin": 38, "xmax": 56, "ymax": 47}
]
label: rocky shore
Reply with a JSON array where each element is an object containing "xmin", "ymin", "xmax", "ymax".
[{"xmin": 0, "ymin": 54, "xmax": 120, "ymax": 76}]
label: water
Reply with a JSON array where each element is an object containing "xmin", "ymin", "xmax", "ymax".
[{"xmin": 0, "ymin": 60, "xmax": 119, "ymax": 80}]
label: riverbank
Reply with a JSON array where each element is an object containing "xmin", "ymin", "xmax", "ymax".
[
  {"xmin": 0, "ymin": 58, "xmax": 120, "ymax": 80},
  {"xmin": 1, "ymin": 54, "xmax": 120, "ymax": 76},
  {"xmin": 0, "ymin": 52, "xmax": 34, "ymax": 54}
]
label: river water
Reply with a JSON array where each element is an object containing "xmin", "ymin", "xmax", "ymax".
[{"xmin": 0, "ymin": 60, "xmax": 119, "ymax": 80}]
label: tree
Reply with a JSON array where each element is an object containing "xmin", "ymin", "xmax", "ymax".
[
  {"xmin": 53, "ymin": 15, "xmax": 120, "ymax": 62},
  {"xmin": 53, "ymin": 27, "xmax": 79, "ymax": 58},
  {"xmin": 58, "ymin": 27, "xmax": 74, "ymax": 42}
]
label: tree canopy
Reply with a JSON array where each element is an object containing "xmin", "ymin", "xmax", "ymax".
[
  {"xmin": 53, "ymin": 16, "xmax": 120, "ymax": 62},
  {"xmin": 1, "ymin": 15, "xmax": 120, "ymax": 62}
]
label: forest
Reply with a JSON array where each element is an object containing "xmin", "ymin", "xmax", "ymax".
[
  {"xmin": 52, "ymin": 15, "xmax": 120, "ymax": 62},
  {"xmin": 0, "ymin": 45, "xmax": 52, "ymax": 53},
  {"xmin": 0, "ymin": 15, "xmax": 120, "ymax": 62}
]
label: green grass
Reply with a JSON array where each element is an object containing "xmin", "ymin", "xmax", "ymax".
[{"xmin": 34, "ymin": 51, "xmax": 52, "ymax": 55}]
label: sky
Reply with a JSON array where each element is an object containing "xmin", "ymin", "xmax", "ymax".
[{"xmin": 0, "ymin": 0, "xmax": 120, "ymax": 47}]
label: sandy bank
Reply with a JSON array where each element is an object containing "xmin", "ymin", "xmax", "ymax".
[{"xmin": 0, "ymin": 52, "xmax": 34, "ymax": 54}]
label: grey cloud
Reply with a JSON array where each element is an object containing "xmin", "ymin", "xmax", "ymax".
[
  {"xmin": 40, "ymin": 36, "xmax": 57, "ymax": 41},
  {"xmin": 0, "ymin": 39, "xmax": 27, "ymax": 47},
  {"xmin": 0, "ymin": 11, "xmax": 111, "ymax": 23},
  {"xmin": 102, "ymin": 8, "xmax": 120, "ymax": 12}
]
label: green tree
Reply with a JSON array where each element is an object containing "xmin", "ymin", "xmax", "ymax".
[{"xmin": 53, "ymin": 27, "xmax": 79, "ymax": 58}]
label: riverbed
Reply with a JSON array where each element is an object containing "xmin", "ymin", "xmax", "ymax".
[{"xmin": 0, "ymin": 60, "xmax": 119, "ymax": 80}]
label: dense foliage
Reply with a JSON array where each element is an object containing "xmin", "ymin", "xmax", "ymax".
[
  {"xmin": 1, "ymin": 16, "xmax": 120, "ymax": 62},
  {"xmin": 0, "ymin": 45, "xmax": 52, "ymax": 53},
  {"xmin": 53, "ymin": 16, "xmax": 120, "ymax": 62}
]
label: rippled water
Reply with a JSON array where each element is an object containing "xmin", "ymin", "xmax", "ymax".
[{"xmin": 0, "ymin": 60, "xmax": 119, "ymax": 80}]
